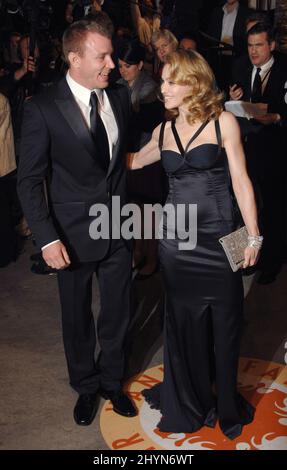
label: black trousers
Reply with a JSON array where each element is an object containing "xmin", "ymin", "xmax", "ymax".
[
  {"xmin": 57, "ymin": 239, "xmax": 132, "ymax": 395},
  {"xmin": 244, "ymin": 124, "xmax": 285, "ymax": 274}
]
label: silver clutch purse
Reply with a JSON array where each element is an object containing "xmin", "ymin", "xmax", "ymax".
[{"xmin": 219, "ymin": 226, "xmax": 248, "ymax": 272}]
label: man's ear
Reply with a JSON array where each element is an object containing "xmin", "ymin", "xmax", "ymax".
[
  {"xmin": 270, "ymin": 40, "xmax": 276, "ymax": 52},
  {"xmin": 68, "ymin": 52, "xmax": 81, "ymax": 68}
]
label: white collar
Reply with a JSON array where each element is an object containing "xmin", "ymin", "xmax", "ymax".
[
  {"xmin": 253, "ymin": 55, "xmax": 274, "ymax": 73},
  {"xmin": 223, "ymin": 1, "xmax": 239, "ymax": 14},
  {"xmin": 66, "ymin": 71, "xmax": 104, "ymax": 107}
]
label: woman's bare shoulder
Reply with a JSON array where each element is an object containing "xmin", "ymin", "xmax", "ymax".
[
  {"xmin": 219, "ymin": 111, "xmax": 239, "ymax": 128},
  {"xmin": 219, "ymin": 111, "xmax": 240, "ymax": 138}
]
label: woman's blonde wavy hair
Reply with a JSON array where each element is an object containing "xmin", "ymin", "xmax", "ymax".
[{"xmin": 164, "ymin": 49, "xmax": 224, "ymax": 124}]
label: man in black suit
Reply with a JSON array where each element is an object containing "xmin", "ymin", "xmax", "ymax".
[
  {"xmin": 206, "ymin": 1, "xmax": 250, "ymax": 91},
  {"xmin": 17, "ymin": 14, "xmax": 137, "ymax": 425},
  {"xmin": 208, "ymin": 0, "xmax": 250, "ymax": 56},
  {"xmin": 230, "ymin": 24, "xmax": 287, "ymax": 122},
  {"xmin": 230, "ymin": 22, "xmax": 287, "ymax": 284}
]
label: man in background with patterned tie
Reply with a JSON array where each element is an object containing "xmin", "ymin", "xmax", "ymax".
[
  {"xmin": 17, "ymin": 13, "xmax": 137, "ymax": 426},
  {"xmin": 229, "ymin": 22, "xmax": 285, "ymax": 118},
  {"xmin": 229, "ymin": 22, "xmax": 287, "ymax": 284}
]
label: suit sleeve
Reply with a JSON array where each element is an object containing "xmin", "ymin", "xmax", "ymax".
[
  {"xmin": 206, "ymin": 8, "xmax": 222, "ymax": 42},
  {"xmin": 268, "ymin": 76, "xmax": 287, "ymax": 126},
  {"xmin": 123, "ymin": 84, "xmax": 132, "ymax": 121},
  {"xmin": 17, "ymin": 98, "xmax": 59, "ymax": 249}
]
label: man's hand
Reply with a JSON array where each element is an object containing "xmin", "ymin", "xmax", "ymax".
[
  {"xmin": 42, "ymin": 241, "xmax": 71, "ymax": 270},
  {"xmin": 253, "ymin": 113, "xmax": 280, "ymax": 125},
  {"xmin": 229, "ymin": 84, "xmax": 243, "ymax": 101}
]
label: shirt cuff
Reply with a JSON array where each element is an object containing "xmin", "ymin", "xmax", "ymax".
[{"xmin": 41, "ymin": 240, "xmax": 60, "ymax": 251}]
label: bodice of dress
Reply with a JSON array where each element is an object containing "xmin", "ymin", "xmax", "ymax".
[
  {"xmin": 160, "ymin": 119, "xmax": 227, "ymax": 173},
  {"xmin": 159, "ymin": 119, "xmax": 234, "ymax": 225}
]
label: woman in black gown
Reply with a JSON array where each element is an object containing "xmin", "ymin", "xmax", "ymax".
[{"xmin": 128, "ymin": 49, "xmax": 262, "ymax": 440}]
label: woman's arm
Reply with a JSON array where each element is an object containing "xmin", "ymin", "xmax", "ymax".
[
  {"xmin": 127, "ymin": 124, "xmax": 161, "ymax": 170},
  {"xmin": 130, "ymin": 0, "xmax": 142, "ymax": 30},
  {"xmin": 220, "ymin": 111, "xmax": 261, "ymax": 267}
]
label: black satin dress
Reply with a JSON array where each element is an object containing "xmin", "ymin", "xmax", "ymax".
[{"xmin": 142, "ymin": 119, "xmax": 254, "ymax": 440}]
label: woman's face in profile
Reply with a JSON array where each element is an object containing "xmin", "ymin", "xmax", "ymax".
[
  {"xmin": 118, "ymin": 59, "xmax": 142, "ymax": 86},
  {"xmin": 161, "ymin": 64, "xmax": 191, "ymax": 110}
]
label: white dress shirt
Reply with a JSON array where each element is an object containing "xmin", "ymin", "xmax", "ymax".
[
  {"xmin": 66, "ymin": 71, "xmax": 118, "ymax": 158},
  {"xmin": 221, "ymin": 1, "xmax": 239, "ymax": 46},
  {"xmin": 42, "ymin": 72, "xmax": 119, "ymax": 251},
  {"xmin": 251, "ymin": 55, "xmax": 274, "ymax": 95}
]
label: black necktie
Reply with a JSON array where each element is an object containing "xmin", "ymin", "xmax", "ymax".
[
  {"xmin": 251, "ymin": 67, "xmax": 262, "ymax": 103},
  {"xmin": 90, "ymin": 91, "xmax": 110, "ymax": 172}
]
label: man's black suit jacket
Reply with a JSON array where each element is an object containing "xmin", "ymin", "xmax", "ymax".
[
  {"xmin": 231, "ymin": 55, "xmax": 287, "ymax": 184},
  {"xmin": 207, "ymin": 5, "xmax": 250, "ymax": 56},
  {"xmin": 18, "ymin": 78, "xmax": 132, "ymax": 262},
  {"xmin": 231, "ymin": 55, "xmax": 287, "ymax": 124}
]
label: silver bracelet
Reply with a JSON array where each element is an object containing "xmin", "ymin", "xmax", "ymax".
[{"xmin": 247, "ymin": 235, "xmax": 263, "ymax": 250}]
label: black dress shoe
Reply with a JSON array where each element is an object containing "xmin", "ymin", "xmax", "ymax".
[
  {"xmin": 73, "ymin": 393, "xmax": 100, "ymax": 426},
  {"xmin": 100, "ymin": 389, "xmax": 137, "ymax": 417}
]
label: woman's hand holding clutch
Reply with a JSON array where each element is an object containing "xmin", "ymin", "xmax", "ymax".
[{"xmin": 243, "ymin": 246, "xmax": 260, "ymax": 269}]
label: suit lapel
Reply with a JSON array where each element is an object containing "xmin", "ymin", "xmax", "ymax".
[
  {"xmin": 233, "ymin": 7, "xmax": 242, "ymax": 42},
  {"xmin": 246, "ymin": 64, "xmax": 253, "ymax": 100},
  {"xmin": 216, "ymin": 9, "xmax": 224, "ymax": 40},
  {"xmin": 55, "ymin": 79, "xmax": 96, "ymax": 159},
  {"xmin": 262, "ymin": 62, "xmax": 276, "ymax": 99},
  {"xmin": 55, "ymin": 80, "xmax": 125, "ymax": 177}
]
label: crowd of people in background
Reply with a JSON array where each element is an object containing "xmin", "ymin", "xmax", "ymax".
[{"xmin": 0, "ymin": 0, "xmax": 286, "ymax": 285}]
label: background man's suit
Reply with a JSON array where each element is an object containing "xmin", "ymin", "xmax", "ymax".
[
  {"xmin": 231, "ymin": 56, "xmax": 287, "ymax": 276},
  {"xmin": 207, "ymin": 3, "xmax": 250, "ymax": 57},
  {"xmin": 18, "ymin": 77, "xmax": 133, "ymax": 394},
  {"xmin": 232, "ymin": 55, "xmax": 287, "ymax": 121},
  {"xmin": 206, "ymin": 3, "xmax": 250, "ymax": 91}
]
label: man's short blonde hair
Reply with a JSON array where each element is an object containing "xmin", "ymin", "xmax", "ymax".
[{"xmin": 62, "ymin": 13, "xmax": 114, "ymax": 65}]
